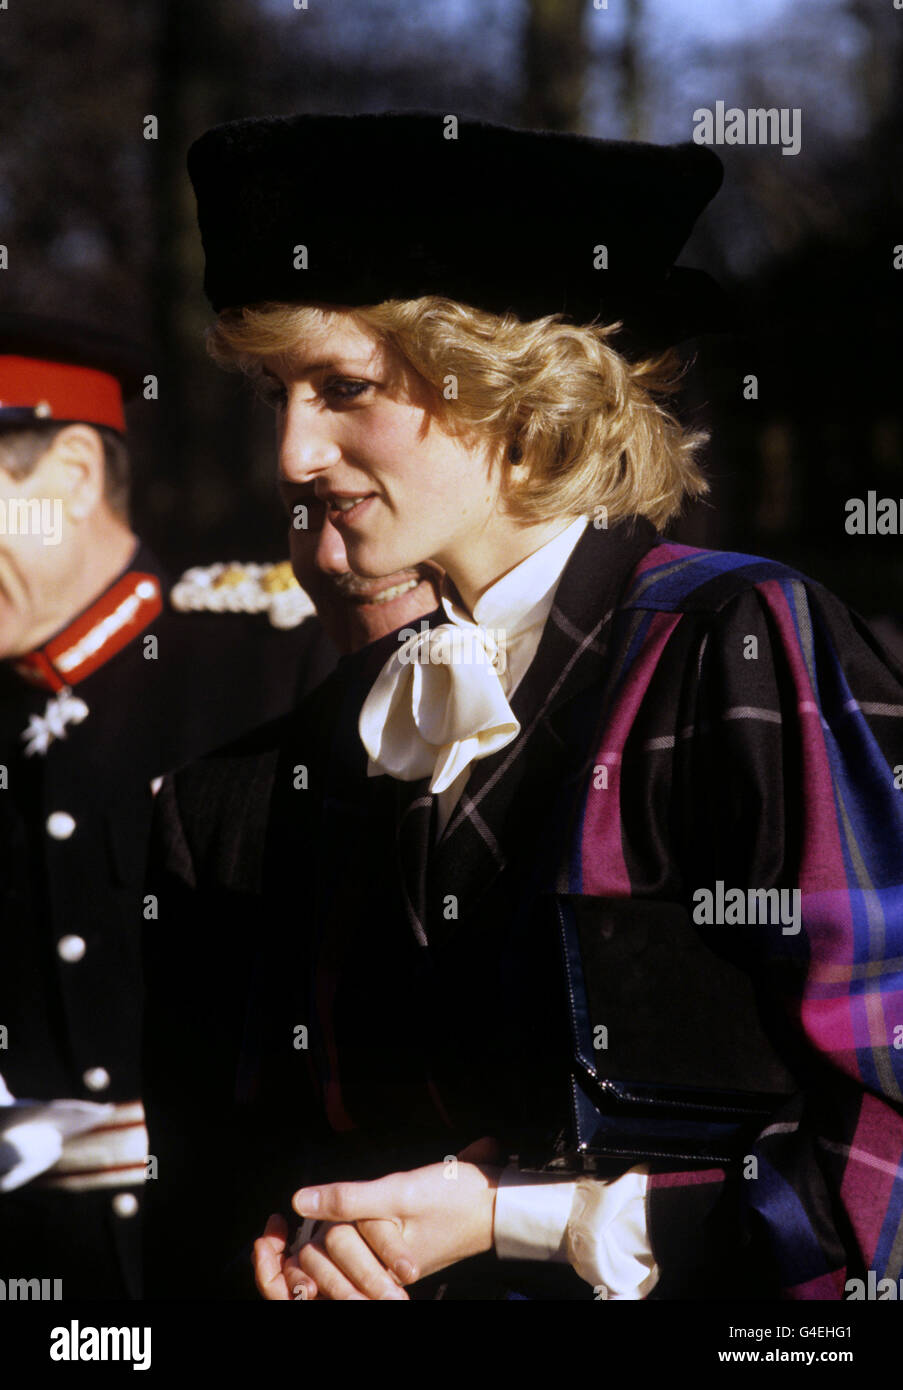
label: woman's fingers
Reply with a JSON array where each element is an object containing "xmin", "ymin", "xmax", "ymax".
[
  {"xmin": 297, "ymin": 1222, "xmax": 409, "ymax": 1300},
  {"xmin": 356, "ymin": 1217, "xmax": 419, "ymax": 1285},
  {"xmin": 292, "ymin": 1174, "xmax": 407, "ymax": 1224},
  {"xmin": 282, "ymin": 1251, "xmax": 317, "ymax": 1301},
  {"xmin": 253, "ymin": 1211, "xmax": 418, "ymax": 1301},
  {"xmin": 252, "ymin": 1213, "xmax": 292, "ymax": 1300}
]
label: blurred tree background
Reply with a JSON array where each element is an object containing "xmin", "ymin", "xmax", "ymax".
[{"xmin": 0, "ymin": 0, "xmax": 900, "ymax": 616}]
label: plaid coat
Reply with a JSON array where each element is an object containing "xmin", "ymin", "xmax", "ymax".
[{"xmin": 146, "ymin": 517, "xmax": 903, "ymax": 1299}]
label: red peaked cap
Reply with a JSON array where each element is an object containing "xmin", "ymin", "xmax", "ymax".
[
  {"xmin": 188, "ymin": 111, "xmax": 730, "ymax": 350},
  {"xmin": 0, "ymin": 313, "xmax": 146, "ymax": 434}
]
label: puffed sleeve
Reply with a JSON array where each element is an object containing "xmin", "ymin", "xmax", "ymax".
[{"xmin": 646, "ymin": 575, "xmax": 903, "ymax": 1298}]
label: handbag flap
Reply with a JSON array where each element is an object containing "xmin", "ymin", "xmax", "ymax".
[{"xmin": 557, "ymin": 894, "xmax": 798, "ymax": 1099}]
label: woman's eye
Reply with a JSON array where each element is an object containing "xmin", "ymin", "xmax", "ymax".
[
  {"xmin": 255, "ymin": 375, "xmax": 373, "ymax": 409},
  {"xmin": 322, "ymin": 377, "xmax": 372, "ymax": 402}
]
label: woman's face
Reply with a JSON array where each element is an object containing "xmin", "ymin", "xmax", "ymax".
[{"xmin": 265, "ymin": 317, "xmax": 504, "ymax": 586}]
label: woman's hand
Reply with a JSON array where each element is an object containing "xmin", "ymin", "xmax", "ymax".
[
  {"xmin": 253, "ymin": 1213, "xmax": 306, "ymax": 1300},
  {"xmin": 252, "ymin": 1212, "xmax": 409, "ymax": 1300},
  {"xmin": 253, "ymin": 1138, "xmax": 504, "ymax": 1301}
]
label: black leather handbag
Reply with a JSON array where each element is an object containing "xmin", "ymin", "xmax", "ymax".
[{"xmin": 519, "ymin": 894, "xmax": 799, "ymax": 1174}]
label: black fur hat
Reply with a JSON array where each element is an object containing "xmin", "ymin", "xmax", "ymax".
[{"xmin": 188, "ymin": 111, "xmax": 728, "ymax": 348}]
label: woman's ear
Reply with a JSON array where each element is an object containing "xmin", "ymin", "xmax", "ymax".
[{"xmin": 45, "ymin": 424, "xmax": 106, "ymax": 521}]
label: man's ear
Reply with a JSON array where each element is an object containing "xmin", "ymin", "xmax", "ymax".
[{"xmin": 44, "ymin": 424, "xmax": 106, "ymax": 521}]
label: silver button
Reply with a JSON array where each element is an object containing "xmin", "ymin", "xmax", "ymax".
[
  {"xmin": 57, "ymin": 935, "xmax": 86, "ymax": 963},
  {"xmin": 112, "ymin": 1192, "xmax": 139, "ymax": 1219},
  {"xmin": 46, "ymin": 811, "xmax": 76, "ymax": 840},
  {"xmin": 82, "ymin": 1066, "xmax": 110, "ymax": 1092}
]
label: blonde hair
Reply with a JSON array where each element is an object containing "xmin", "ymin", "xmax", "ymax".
[{"xmin": 208, "ymin": 296, "xmax": 708, "ymax": 529}]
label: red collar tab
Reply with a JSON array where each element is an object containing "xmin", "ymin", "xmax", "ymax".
[
  {"xmin": 0, "ymin": 355, "xmax": 127, "ymax": 433},
  {"xmin": 13, "ymin": 571, "xmax": 163, "ymax": 692}
]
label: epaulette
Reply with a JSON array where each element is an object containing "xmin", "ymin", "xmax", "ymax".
[{"xmin": 170, "ymin": 560, "xmax": 316, "ymax": 629}]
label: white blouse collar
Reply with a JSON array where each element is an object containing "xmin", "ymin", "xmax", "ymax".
[{"xmin": 441, "ymin": 514, "xmax": 589, "ymax": 640}]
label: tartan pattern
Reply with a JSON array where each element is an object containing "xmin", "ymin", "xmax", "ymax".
[{"xmin": 572, "ymin": 541, "xmax": 903, "ymax": 1298}]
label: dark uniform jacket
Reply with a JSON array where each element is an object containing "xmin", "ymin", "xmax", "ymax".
[
  {"xmin": 144, "ymin": 519, "xmax": 903, "ymax": 1300},
  {"xmin": 0, "ymin": 541, "xmax": 335, "ymax": 1297}
]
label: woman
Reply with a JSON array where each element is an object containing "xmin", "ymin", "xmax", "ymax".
[{"xmin": 170, "ymin": 113, "xmax": 903, "ymax": 1301}]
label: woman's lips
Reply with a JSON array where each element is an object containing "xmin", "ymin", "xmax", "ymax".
[{"xmin": 328, "ymin": 494, "xmax": 375, "ymax": 527}]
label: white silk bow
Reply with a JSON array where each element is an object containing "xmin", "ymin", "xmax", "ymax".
[{"xmin": 359, "ymin": 619, "xmax": 520, "ymax": 794}]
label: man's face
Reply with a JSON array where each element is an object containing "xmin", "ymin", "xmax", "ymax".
[
  {"xmin": 281, "ymin": 482, "xmax": 440, "ymax": 653},
  {"xmin": 0, "ymin": 447, "xmax": 79, "ymax": 658}
]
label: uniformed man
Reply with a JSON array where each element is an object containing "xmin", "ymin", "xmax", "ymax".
[{"xmin": 0, "ymin": 313, "xmax": 336, "ymax": 1298}]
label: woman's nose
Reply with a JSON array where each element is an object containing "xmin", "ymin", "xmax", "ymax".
[{"xmin": 278, "ymin": 401, "xmax": 342, "ymax": 482}]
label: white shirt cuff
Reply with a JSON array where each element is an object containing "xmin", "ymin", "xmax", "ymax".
[
  {"xmin": 493, "ymin": 1169, "xmax": 575, "ymax": 1263},
  {"xmin": 493, "ymin": 1165, "xmax": 660, "ymax": 1300}
]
